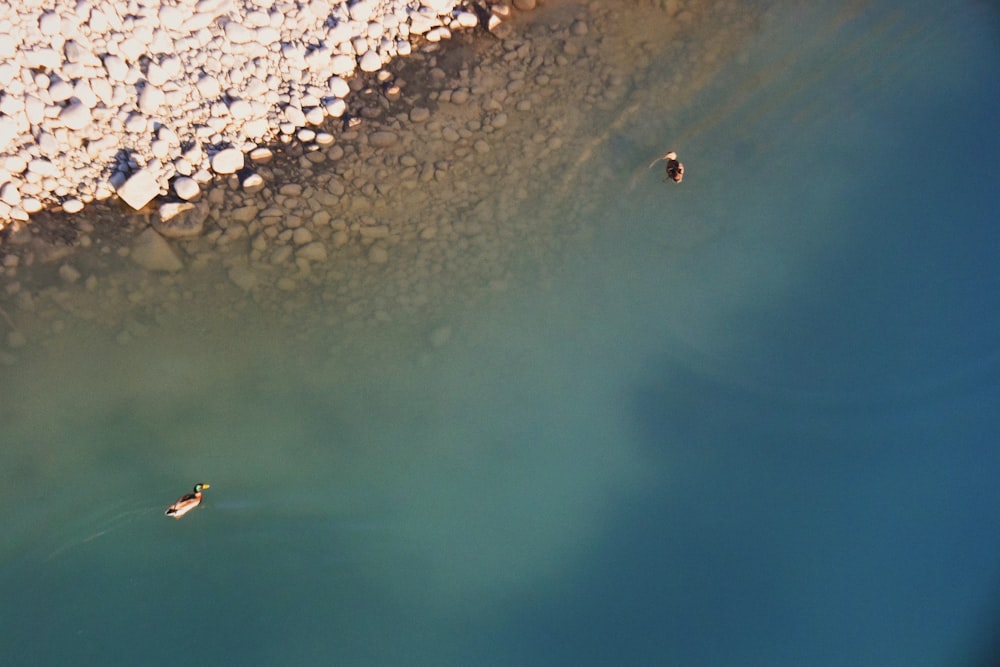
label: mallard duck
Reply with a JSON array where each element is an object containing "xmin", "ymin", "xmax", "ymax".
[
  {"xmin": 648, "ymin": 150, "xmax": 685, "ymax": 184},
  {"xmin": 165, "ymin": 483, "xmax": 210, "ymax": 520}
]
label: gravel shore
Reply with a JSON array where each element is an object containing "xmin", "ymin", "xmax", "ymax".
[
  {"xmin": 0, "ymin": 0, "xmax": 510, "ymax": 226},
  {"xmin": 0, "ymin": 0, "xmax": 762, "ymax": 362}
]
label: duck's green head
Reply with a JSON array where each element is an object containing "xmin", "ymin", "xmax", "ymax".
[{"xmin": 194, "ymin": 483, "xmax": 210, "ymax": 492}]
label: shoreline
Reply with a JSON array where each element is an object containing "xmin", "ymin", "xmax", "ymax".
[
  {"xmin": 0, "ymin": 0, "xmax": 520, "ymax": 228},
  {"xmin": 0, "ymin": 0, "xmax": 764, "ymax": 362}
]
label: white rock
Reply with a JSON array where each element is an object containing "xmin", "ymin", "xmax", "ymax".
[
  {"xmin": 0, "ymin": 182, "xmax": 20, "ymax": 205},
  {"xmin": 225, "ymin": 22, "xmax": 255, "ymax": 44},
  {"xmin": 0, "ymin": 34, "xmax": 17, "ymax": 59},
  {"xmin": 25, "ymin": 48, "xmax": 61, "ymax": 71},
  {"xmin": 62, "ymin": 198, "xmax": 85, "ymax": 213},
  {"xmin": 328, "ymin": 76, "xmax": 351, "ymax": 98},
  {"xmin": 359, "ymin": 50, "xmax": 382, "ymax": 72},
  {"xmin": 120, "ymin": 37, "xmax": 146, "ymax": 62},
  {"xmin": 211, "ymin": 148, "xmax": 244, "ymax": 174},
  {"xmin": 241, "ymin": 172, "xmax": 264, "ymax": 191},
  {"xmin": 161, "ymin": 56, "xmax": 182, "ymax": 78},
  {"xmin": 159, "ymin": 6, "xmax": 184, "ymax": 30},
  {"xmin": 72, "ymin": 80, "xmax": 98, "ymax": 109},
  {"xmin": 0, "ymin": 118, "xmax": 18, "ymax": 152},
  {"xmin": 196, "ymin": 75, "xmax": 221, "ymax": 98},
  {"xmin": 324, "ymin": 98, "xmax": 346, "ymax": 118},
  {"xmin": 255, "ymin": 26, "xmax": 281, "ymax": 46},
  {"xmin": 454, "ymin": 11, "xmax": 479, "ymax": 28},
  {"xmin": 147, "ymin": 62, "xmax": 169, "ymax": 86},
  {"xmin": 103, "ymin": 55, "xmax": 128, "ymax": 81},
  {"xmin": 116, "ymin": 168, "xmax": 160, "ymax": 209},
  {"xmin": 48, "ymin": 79, "xmax": 74, "ymax": 102},
  {"xmin": 349, "ymin": 0, "xmax": 377, "ymax": 21},
  {"xmin": 284, "ymin": 105, "xmax": 306, "ymax": 126},
  {"xmin": 138, "ymin": 85, "xmax": 165, "ymax": 113},
  {"xmin": 330, "ymin": 54, "xmax": 356, "ymax": 76},
  {"xmin": 172, "ymin": 177, "xmax": 200, "ymax": 200},
  {"xmin": 229, "ymin": 99, "xmax": 253, "ymax": 119},
  {"xmin": 22, "ymin": 197, "xmax": 43, "ymax": 213},
  {"xmin": 27, "ymin": 159, "xmax": 58, "ymax": 177},
  {"xmin": 132, "ymin": 228, "xmax": 183, "ymax": 271}
]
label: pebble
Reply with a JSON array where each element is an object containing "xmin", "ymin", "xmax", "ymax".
[
  {"xmin": 297, "ymin": 241, "xmax": 328, "ymax": 262},
  {"xmin": 359, "ymin": 50, "xmax": 382, "ymax": 73},
  {"xmin": 62, "ymin": 198, "xmax": 84, "ymax": 213},
  {"xmin": 211, "ymin": 148, "xmax": 244, "ymax": 174},
  {"xmin": 58, "ymin": 263, "xmax": 81, "ymax": 283},
  {"xmin": 173, "ymin": 177, "xmax": 200, "ymax": 200},
  {"xmin": 368, "ymin": 246, "xmax": 388, "ymax": 264},
  {"xmin": 369, "ymin": 131, "xmax": 398, "ymax": 148}
]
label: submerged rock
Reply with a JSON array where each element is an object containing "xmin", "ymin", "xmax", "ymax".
[
  {"xmin": 153, "ymin": 201, "xmax": 209, "ymax": 239},
  {"xmin": 131, "ymin": 228, "xmax": 183, "ymax": 271}
]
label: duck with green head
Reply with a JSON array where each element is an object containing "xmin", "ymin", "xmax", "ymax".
[{"xmin": 165, "ymin": 483, "xmax": 210, "ymax": 520}]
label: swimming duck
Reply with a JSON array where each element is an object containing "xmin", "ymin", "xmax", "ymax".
[
  {"xmin": 648, "ymin": 150, "xmax": 685, "ymax": 184},
  {"xmin": 165, "ymin": 483, "xmax": 210, "ymax": 520}
]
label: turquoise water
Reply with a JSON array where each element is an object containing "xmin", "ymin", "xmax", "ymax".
[{"xmin": 3, "ymin": 1, "xmax": 999, "ymax": 665}]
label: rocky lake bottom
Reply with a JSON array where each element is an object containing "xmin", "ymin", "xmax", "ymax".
[{"xmin": 2, "ymin": 1, "xmax": 999, "ymax": 665}]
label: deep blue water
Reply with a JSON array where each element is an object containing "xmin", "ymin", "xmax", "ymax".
[{"xmin": 2, "ymin": 1, "xmax": 999, "ymax": 665}]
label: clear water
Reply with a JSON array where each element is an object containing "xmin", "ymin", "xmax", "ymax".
[{"xmin": 3, "ymin": 1, "xmax": 999, "ymax": 665}]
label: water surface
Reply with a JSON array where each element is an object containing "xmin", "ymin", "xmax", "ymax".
[{"xmin": 2, "ymin": 1, "xmax": 999, "ymax": 665}]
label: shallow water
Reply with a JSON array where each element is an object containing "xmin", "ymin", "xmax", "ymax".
[{"xmin": 2, "ymin": 1, "xmax": 999, "ymax": 665}]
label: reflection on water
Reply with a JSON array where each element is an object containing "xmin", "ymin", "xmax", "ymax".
[{"xmin": 2, "ymin": 0, "xmax": 999, "ymax": 665}]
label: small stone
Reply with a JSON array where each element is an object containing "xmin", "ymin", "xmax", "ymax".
[
  {"xmin": 297, "ymin": 241, "xmax": 327, "ymax": 262},
  {"xmin": 409, "ymin": 107, "xmax": 430, "ymax": 123},
  {"xmin": 211, "ymin": 148, "xmax": 244, "ymax": 174},
  {"xmin": 196, "ymin": 75, "xmax": 221, "ymax": 98},
  {"xmin": 131, "ymin": 228, "xmax": 183, "ymax": 271},
  {"xmin": 103, "ymin": 55, "xmax": 128, "ymax": 81},
  {"xmin": 138, "ymin": 84, "xmax": 165, "ymax": 113},
  {"xmin": 359, "ymin": 50, "xmax": 382, "ymax": 73},
  {"xmin": 241, "ymin": 172, "xmax": 265, "ymax": 191},
  {"xmin": 173, "ymin": 176, "xmax": 200, "ymax": 200},
  {"xmin": 249, "ymin": 147, "xmax": 273, "ymax": 163},
  {"xmin": 39, "ymin": 11, "xmax": 61, "ymax": 36},
  {"xmin": 513, "ymin": 0, "xmax": 537, "ymax": 9},
  {"xmin": 292, "ymin": 228, "xmax": 313, "ymax": 245},
  {"xmin": 59, "ymin": 263, "xmax": 81, "ymax": 283},
  {"xmin": 328, "ymin": 76, "xmax": 350, "ymax": 98},
  {"xmin": 0, "ymin": 183, "xmax": 19, "ymax": 206},
  {"xmin": 369, "ymin": 131, "xmax": 398, "ymax": 148},
  {"xmin": 62, "ymin": 198, "xmax": 84, "ymax": 213},
  {"xmin": 116, "ymin": 168, "xmax": 160, "ymax": 210},
  {"xmin": 368, "ymin": 245, "xmax": 388, "ymax": 264},
  {"xmin": 571, "ymin": 20, "xmax": 589, "ymax": 36},
  {"xmin": 59, "ymin": 97, "xmax": 93, "ymax": 130}
]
